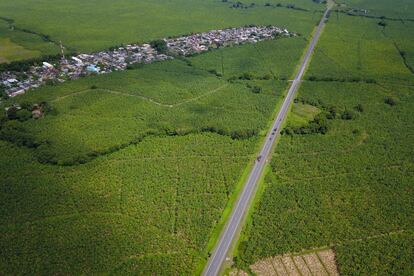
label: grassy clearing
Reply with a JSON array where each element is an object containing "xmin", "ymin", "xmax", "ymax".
[
  {"xmin": 0, "ymin": 37, "xmax": 38, "ymax": 63},
  {"xmin": 287, "ymin": 102, "xmax": 321, "ymax": 127},
  {"xmin": 0, "ymin": 19, "xmax": 59, "ymax": 62}
]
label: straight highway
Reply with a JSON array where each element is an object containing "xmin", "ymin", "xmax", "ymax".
[{"xmin": 203, "ymin": 6, "xmax": 332, "ymax": 276}]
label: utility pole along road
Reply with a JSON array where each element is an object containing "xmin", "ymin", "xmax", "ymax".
[{"xmin": 203, "ymin": 6, "xmax": 332, "ymax": 276}]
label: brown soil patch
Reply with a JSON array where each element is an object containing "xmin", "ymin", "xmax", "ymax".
[
  {"xmin": 318, "ymin": 249, "xmax": 339, "ymax": 276},
  {"xmin": 272, "ymin": 257, "xmax": 288, "ymax": 275},
  {"xmin": 250, "ymin": 248, "xmax": 339, "ymax": 276},
  {"xmin": 251, "ymin": 257, "xmax": 278, "ymax": 276},
  {"xmin": 281, "ymin": 256, "xmax": 300, "ymax": 276},
  {"xmin": 302, "ymin": 253, "xmax": 328, "ymax": 275},
  {"xmin": 293, "ymin": 256, "xmax": 312, "ymax": 276}
]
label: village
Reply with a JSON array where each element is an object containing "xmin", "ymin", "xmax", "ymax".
[{"xmin": 1, "ymin": 25, "xmax": 293, "ymax": 97}]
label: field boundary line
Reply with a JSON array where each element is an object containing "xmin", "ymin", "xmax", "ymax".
[
  {"xmin": 51, "ymin": 88, "xmax": 91, "ymax": 102},
  {"xmin": 172, "ymin": 84, "xmax": 229, "ymax": 107},
  {"xmin": 99, "ymin": 88, "xmax": 173, "ymax": 107},
  {"xmin": 51, "ymin": 84, "xmax": 229, "ymax": 108},
  {"xmin": 288, "ymin": 229, "xmax": 412, "ymax": 257},
  {"xmin": 276, "ymin": 163, "xmax": 405, "ymax": 182}
]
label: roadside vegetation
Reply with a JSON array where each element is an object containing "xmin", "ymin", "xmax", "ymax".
[
  {"xmin": 0, "ymin": 57, "xmax": 288, "ymax": 166},
  {"xmin": 0, "ymin": 30, "xmax": 308, "ymax": 273},
  {"xmin": 237, "ymin": 79, "xmax": 414, "ymax": 272},
  {"xmin": 2, "ymin": 0, "xmax": 413, "ymax": 274},
  {"xmin": 235, "ymin": 4, "xmax": 414, "ymax": 273}
]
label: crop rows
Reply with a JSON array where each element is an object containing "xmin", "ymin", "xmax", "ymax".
[
  {"xmin": 0, "ymin": 0, "xmax": 317, "ymax": 53},
  {"xmin": 237, "ymin": 79, "xmax": 414, "ymax": 273},
  {"xmin": 1, "ymin": 38, "xmax": 305, "ymax": 166},
  {"xmin": 0, "ymin": 133, "xmax": 257, "ymax": 274},
  {"xmin": 0, "ymin": 30, "xmax": 311, "ymax": 274}
]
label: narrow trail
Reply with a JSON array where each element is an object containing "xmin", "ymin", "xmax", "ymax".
[
  {"xmin": 51, "ymin": 84, "xmax": 229, "ymax": 108},
  {"xmin": 294, "ymin": 229, "xmax": 410, "ymax": 256}
]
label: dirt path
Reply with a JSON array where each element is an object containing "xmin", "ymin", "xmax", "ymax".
[{"xmin": 51, "ymin": 84, "xmax": 229, "ymax": 108}]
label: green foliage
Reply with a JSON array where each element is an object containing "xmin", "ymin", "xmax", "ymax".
[
  {"xmin": 0, "ymin": 35, "xmax": 305, "ymax": 274},
  {"xmin": 189, "ymin": 37, "xmax": 307, "ymax": 80},
  {"xmin": 378, "ymin": 20, "xmax": 387, "ymax": 27},
  {"xmin": 0, "ymin": 120, "xmax": 37, "ymax": 147},
  {"xmin": 0, "ymin": 84, "xmax": 8, "ymax": 99},
  {"xmin": 282, "ymin": 112, "xmax": 329, "ymax": 135},
  {"xmin": 15, "ymin": 109, "xmax": 32, "ymax": 121},
  {"xmin": 0, "ymin": 53, "xmax": 62, "ymax": 73},
  {"xmin": 6, "ymin": 106, "xmax": 18, "ymax": 120},
  {"xmin": 150, "ymin": 39, "xmax": 168, "ymax": 54},
  {"xmin": 354, "ymin": 103, "xmax": 364, "ymax": 112},
  {"xmin": 384, "ymin": 96, "xmax": 397, "ymax": 106},
  {"xmin": 0, "ymin": 134, "xmax": 256, "ymax": 274},
  {"xmin": 336, "ymin": 231, "xmax": 414, "ymax": 275},
  {"xmin": 0, "ymin": 0, "xmax": 318, "ymax": 53},
  {"xmin": 238, "ymin": 81, "xmax": 414, "ymax": 266},
  {"xmin": 284, "ymin": 96, "xmax": 360, "ymax": 135},
  {"xmin": 0, "ymin": 44, "xmax": 293, "ymax": 166},
  {"xmin": 239, "ymin": 72, "xmax": 254, "ymax": 80},
  {"xmin": 338, "ymin": 0, "xmax": 414, "ymax": 18},
  {"xmin": 307, "ymin": 14, "xmax": 414, "ymax": 82},
  {"xmin": 246, "ymin": 83, "xmax": 263, "ymax": 93},
  {"xmin": 340, "ymin": 109, "xmax": 357, "ymax": 120}
]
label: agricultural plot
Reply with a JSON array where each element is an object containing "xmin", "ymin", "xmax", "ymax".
[
  {"xmin": 0, "ymin": 19, "xmax": 59, "ymax": 62},
  {"xmin": 6, "ymin": 69, "xmax": 283, "ymax": 165},
  {"xmin": 191, "ymin": 37, "xmax": 307, "ymax": 80},
  {"xmin": 337, "ymin": 0, "xmax": 414, "ymax": 19},
  {"xmin": 224, "ymin": 0, "xmax": 325, "ymax": 11},
  {"xmin": 0, "ymin": 0, "xmax": 319, "ymax": 53},
  {"xmin": 336, "ymin": 230, "xmax": 414, "ymax": 275},
  {"xmin": 307, "ymin": 13, "xmax": 414, "ymax": 82},
  {"xmin": 382, "ymin": 21, "xmax": 414, "ymax": 75},
  {"xmin": 249, "ymin": 248, "xmax": 339, "ymax": 276},
  {"xmin": 237, "ymin": 80, "xmax": 414, "ymax": 273},
  {"xmin": 0, "ymin": 38, "xmax": 37, "ymax": 63},
  {"xmin": 0, "ymin": 134, "xmax": 257, "ymax": 274},
  {"xmin": 0, "ymin": 33, "xmax": 309, "ymax": 274},
  {"xmin": 2, "ymin": 38, "xmax": 305, "ymax": 166}
]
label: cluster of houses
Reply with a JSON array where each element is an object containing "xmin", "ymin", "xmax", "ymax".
[
  {"xmin": 166, "ymin": 25, "xmax": 291, "ymax": 55},
  {"xmin": 1, "ymin": 25, "xmax": 293, "ymax": 97}
]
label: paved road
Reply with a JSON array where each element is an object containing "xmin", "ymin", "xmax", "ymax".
[{"xmin": 203, "ymin": 6, "xmax": 332, "ymax": 276}]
